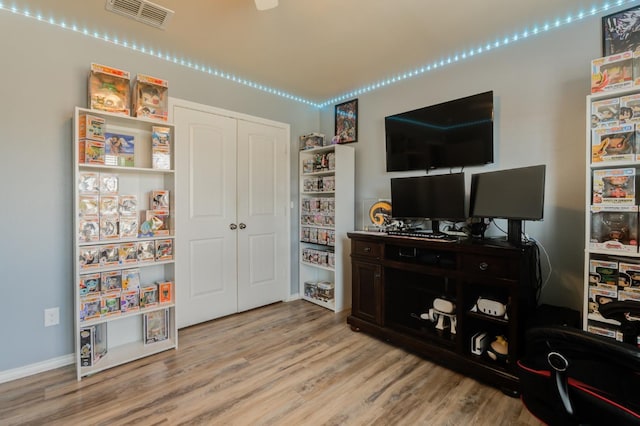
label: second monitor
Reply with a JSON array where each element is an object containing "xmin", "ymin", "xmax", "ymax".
[{"xmin": 391, "ymin": 173, "xmax": 466, "ymax": 233}]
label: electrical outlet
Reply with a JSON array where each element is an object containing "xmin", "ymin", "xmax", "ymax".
[{"xmin": 44, "ymin": 307, "xmax": 60, "ymax": 327}]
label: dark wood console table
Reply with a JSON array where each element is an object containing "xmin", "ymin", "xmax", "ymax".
[{"xmin": 347, "ymin": 231, "xmax": 539, "ymax": 396}]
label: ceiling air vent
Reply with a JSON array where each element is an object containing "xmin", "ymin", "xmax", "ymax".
[{"xmin": 105, "ymin": 0, "xmax": 174, "ymax": 30}]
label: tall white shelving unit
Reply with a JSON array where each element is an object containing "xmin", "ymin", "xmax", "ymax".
[
  {"xmin": 299, "ymin": 144, "xmax": 354, "ymax": 312},
  {"xmin": 584, "ymin": 87, "xmax": 640, "ymax": 340},
  {"xmin": 73, "ymin": 107, "xmax": 177, "ymax": 379}
]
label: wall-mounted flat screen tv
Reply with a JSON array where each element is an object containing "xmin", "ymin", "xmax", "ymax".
[{"xmin": 385, "ymin": 91, "xmax": 494, "ymax": 171}]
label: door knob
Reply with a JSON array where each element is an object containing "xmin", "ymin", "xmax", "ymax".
[
  {"xmin": 230, "ymin": 223, "xmax": 237, "ymax": 230},
  {"xmin": 239, "ymin": 223, "xmax": 247, "ymax": 229}
]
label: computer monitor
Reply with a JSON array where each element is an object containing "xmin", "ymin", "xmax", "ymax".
[
  {"xmin": 469, "ymin": 164, "xmax": 546, "ymax": 245},
  {"xmin": 391, "ymin": 173, "xmax": 466, "ymax": 232}
]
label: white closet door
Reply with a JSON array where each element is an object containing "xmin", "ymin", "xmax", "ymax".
[
  {"xmin": 236, "ymin": 120, "xmax": 289, "ymax": 311},
  {"xmin": 174, "ymin": 105, "xmax": 238, "ymax": 328}
]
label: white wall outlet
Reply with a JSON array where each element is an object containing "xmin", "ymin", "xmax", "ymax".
[{"xmin": 44, "ymin": 307, "xmax": 60, "ymax": 327}]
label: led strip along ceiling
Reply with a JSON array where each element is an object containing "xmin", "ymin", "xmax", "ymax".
[{"xmin": 1, "ymin": 0, "xmax": 638, "ymax": 108}]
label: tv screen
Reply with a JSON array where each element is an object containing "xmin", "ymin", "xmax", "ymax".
[
  {"xmin": 385, "ymin": 91, "xmax": 494, "ymax": 171},
  {"xmin": 469, "ymin": 165, "xmax": 546, "ymax": 220},
  {"xmin": 391, "ymin": 173, "xmax": 466, "ymax": 221}
]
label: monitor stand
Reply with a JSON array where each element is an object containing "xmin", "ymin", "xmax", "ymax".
[
  {"xmin": 431, "ymin": 220, "xmax": 441, "ymax": 235},
  {"xmin": 507, "ymin": 219, "xmax": 523, "ymax": 246},
  {"xmin": 479, "ymin": 219, "xmax": 524, "ymax": 248}
]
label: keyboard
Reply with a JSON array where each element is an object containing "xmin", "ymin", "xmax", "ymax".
[{"xmin": 387, "ymin": 230, "xmax": 457, "ymax": 241}]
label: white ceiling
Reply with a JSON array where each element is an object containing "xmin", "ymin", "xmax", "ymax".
[{"xmin": 9, "ymin": 0, "xmax": 619, "ymax": 102}]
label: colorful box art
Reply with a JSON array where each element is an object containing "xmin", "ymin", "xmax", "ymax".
[
  {"xmin": 590, "ymin": 205, "xmax": 639, "ymax": 252},
  {"xmin": 591, "ymin": 51, "xmax": 634, "ymax": 93},
  {"xmin": 88, "ymin": 63, "xmax": 131, "ymax": 115},
  {"xmin": 591, "ymin": 124, "xmax": 635, "ymax": 163},
  {"xmin": 104, "ymin": 132, "xmax": 135, "ymax": 167},
  {"xmin": 592, "ymin": 168, "xmax": 636, "ymax": 206},
  {"xmin": 132, "ymin": 74, "xmax": 168, "ymax": 121}
]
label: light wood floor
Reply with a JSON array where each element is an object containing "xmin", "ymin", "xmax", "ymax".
[{"xmin": 0, "ymin": 300, "xmax": 541, "ymax": 425}]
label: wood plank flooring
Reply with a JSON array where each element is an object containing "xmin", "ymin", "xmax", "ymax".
[{"xmin": 0, "ymin": 300, "xmax": 541, "ymax": 425}]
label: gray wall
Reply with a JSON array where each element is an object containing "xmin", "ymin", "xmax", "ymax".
[
  {"xmin": 320, "ymin": 17, "xmax": 598, "ymax": 313},
  {"xmin": 0, "ymin": 12, "xmax": 317, "ymax": 372},
  {"xmin": 1, "ymin": 9, "xmax": 600, "ymax": 373}
]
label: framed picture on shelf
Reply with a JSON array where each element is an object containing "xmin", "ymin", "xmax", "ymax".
[
  {"xmin": 334, "ymin": 99, "xmax": 358, "ymax": 144},
  {"xmin": 602, "ymin": 5, "xmax": 640, "ymax": 55}
]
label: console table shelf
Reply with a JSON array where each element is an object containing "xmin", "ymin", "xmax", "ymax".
[{"xmin": 347, "ymin": 232, "xmax": 538, "ymax": 396}]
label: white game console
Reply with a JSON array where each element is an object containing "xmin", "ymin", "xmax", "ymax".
[{"xmin": 476, "ymin": 297, "xmax": 507, "ymax": 318}]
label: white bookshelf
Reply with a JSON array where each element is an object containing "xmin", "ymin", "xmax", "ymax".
[
  {"xmin": 299, "ymin": 144, "xmax": 354, "ymax": 312},
  {"xmin": 73, "ymin": 107, "xmax": 177, "ymax": 379},
  {"xmin": 583, "ymin": 87, "xmax": 640, "ymax": 339}
]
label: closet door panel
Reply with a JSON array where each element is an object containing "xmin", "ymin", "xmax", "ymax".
[
  {"xmin": 237, "ymin": 121, "xmax": 289, "ymax": 311},
  {"xmin": 174, "ymin": 106, "xmax": 238, "ymax": 328}
]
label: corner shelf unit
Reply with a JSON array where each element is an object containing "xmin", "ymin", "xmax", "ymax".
[
  {"xmin": 73, "ymin": 107, "xmax": 177, "ymax": 379},
  {"xmin": 299, "ymin": 144, "xmax": 354, "ymax": 312},
  {"xmin": 583, "ymin": 88, "xmax": 640, "ymax": 342}
]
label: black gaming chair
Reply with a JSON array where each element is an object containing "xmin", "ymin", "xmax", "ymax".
[{"xmin": 517, "ymin": 301, "xmax": 640, "ymax": 425}]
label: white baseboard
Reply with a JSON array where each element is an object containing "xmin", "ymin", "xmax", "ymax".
[
  {"xmin": 0, "ymin": 354, "xmax": 74, "ymax": 384},
  {"xmin": 285, "ymin": 292, "xmax": 300, "ymax": 302}
]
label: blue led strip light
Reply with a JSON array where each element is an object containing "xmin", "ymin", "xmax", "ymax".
[
  {"xmin": 318, "ymin": 0, "xmax": 640, "ymax": 107},
  {"xmin": 1, "ymin": 0, "xmax": 638, "ymax": 108}
]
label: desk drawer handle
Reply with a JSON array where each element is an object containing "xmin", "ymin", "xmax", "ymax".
[
  {"xmin": 479, "ymin": 262, "xmax": 489, "ymax": 271},
  {"xmin": 363, "ymin": 247, "xmax": 371, "ymax": 253}
]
